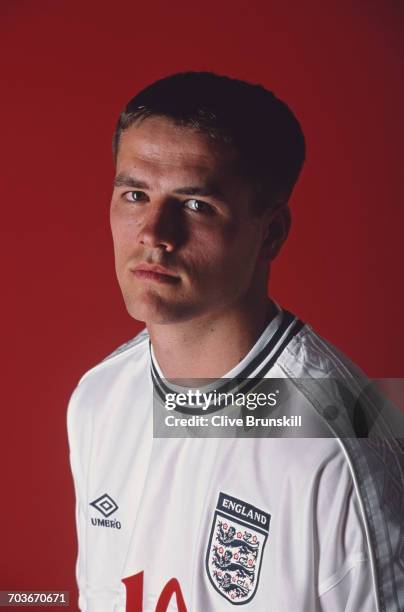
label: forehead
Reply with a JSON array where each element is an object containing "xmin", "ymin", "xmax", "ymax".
[{"xmin": 115, "ymin": 116, "xmax": 240, "ymax": 186}]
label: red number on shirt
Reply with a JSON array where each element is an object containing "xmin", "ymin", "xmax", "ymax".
[{"xmin": 123, "ymin": 571, "xmax": 187, "ymax": 612}]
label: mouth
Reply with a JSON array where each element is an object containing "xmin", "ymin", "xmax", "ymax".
[{"xmin": 131, "ymin": 263, "xmax": 180, "ymax": 284}]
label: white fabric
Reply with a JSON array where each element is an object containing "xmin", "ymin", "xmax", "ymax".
[{"xmin": 67, "ymin": 312, "xmax": 378, "ymax": 611}]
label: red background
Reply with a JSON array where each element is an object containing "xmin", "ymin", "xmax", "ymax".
[{"xmin": 1, "ymin": 0, "xmax": 403, "ymax": 609}]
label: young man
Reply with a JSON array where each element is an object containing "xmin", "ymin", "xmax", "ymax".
[{"xmin": 67, "ymin": 72, "xmax": 403, "ymax": 611}]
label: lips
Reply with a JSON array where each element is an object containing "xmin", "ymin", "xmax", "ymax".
[{"xmin": 132, "ymin": 263, "xmax": 180, "ymax": 284}]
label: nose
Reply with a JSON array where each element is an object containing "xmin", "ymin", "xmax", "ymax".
[{"xmin": 138, "ymin": 199, "xmax": 179, "ymax": 252}]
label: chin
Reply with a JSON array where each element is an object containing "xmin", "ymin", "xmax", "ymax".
[{"xmin": 124, "ymin": 292, "xmax": 196, "ymax": 325}]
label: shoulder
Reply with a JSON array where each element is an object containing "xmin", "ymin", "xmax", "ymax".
[
  {"xmin": 278, "ymin": 320, "xmax": 367, "ymax": 382},
  {"xmin": 78, "ymin": 326, "xmax": 149, "ymax": 387},
  {"xmin": 81, "ymin": 326, "xmax": 150, "ymax": 383},
  {"xmin": 273, "ymin": 315, "xmax": 375, "ymax": 437},
  {"xmin": 67, "ymin": 327, "xmax": 150, "ymax": 433}
]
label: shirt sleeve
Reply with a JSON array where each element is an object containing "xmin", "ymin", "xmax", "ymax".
[
  {"xmin": 318, "ymin": 555, "xmax": 377, "ymax": 611},
  {"xmin": 315, "ymin": 445, "xmax": 378, "ymax": 611},
  {"xmin": 67, "ymin": 386, "xmax": 89, "ymax": 612}
]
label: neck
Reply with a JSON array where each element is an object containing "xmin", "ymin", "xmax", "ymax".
[{"xmin": 147, "ymin": 295, "xmax": 276, "ymax": 379}]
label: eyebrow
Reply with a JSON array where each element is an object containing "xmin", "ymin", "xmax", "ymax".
[
  {"xmin": 114, "ymin": 174, "xmax": 149, "ymax": 189},
  {"xmin": 113, "ymin": 173, "xmax": 226, "ymax": 199}
]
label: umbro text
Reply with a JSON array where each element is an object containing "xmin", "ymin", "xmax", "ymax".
[{"xmin": 91, "ymin": 517, "xmax": 122, "ymax": 529}]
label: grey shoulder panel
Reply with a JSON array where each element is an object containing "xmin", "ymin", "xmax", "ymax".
[
  {"xmin": 278, "ymin": 324, "xmax": 404, "ymax": 612},
  {"xmin": 102, "ymin": 327, "xmax": 149, "ymax": 363},
  {"xmin": 280, "ymin": 323, "xmax": 365, "ymax": 381}
]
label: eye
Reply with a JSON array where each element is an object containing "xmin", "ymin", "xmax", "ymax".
[
  {"xmin": 183, "ymin": 198, "xmax": 212, "ymax": 214},
  {"xmin": 123, "ymin": 190, "xmax": 148, "ymax": 203}
]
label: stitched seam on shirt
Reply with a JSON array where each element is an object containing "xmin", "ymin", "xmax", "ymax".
[{"xmin": 318, "ymin": 552, "xmax": 367, "ymax": 597}]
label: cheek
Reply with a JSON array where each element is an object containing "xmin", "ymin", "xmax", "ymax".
[
  {"xmin": 216, "ymin": 228, "xmax": 262, "ymax": 282},
  {"xmin": 188, "ymin": 227, "xmax": 257, "ymax": 280},
  {"xmin": 110, "ymin": 213, "xmax": 141, "ymax": 259}
]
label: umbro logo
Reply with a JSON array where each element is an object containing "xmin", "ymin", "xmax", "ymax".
[
  {"xmin": 90, "ymin": 493, "xmax": 122, "ymax": 530},
  {"xmin": 90, "ymin": 493, "xmax": 119, "ymax": 517}
]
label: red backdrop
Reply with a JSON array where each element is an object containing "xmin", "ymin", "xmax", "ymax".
[{"xmin": 1, "ymin": 1, "xmax": 403, "ymax": 609}]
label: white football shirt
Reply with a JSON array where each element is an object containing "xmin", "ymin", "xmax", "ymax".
[{"xmin": 67, "ymin": 306, "xmax": 378, "ymax": 611}]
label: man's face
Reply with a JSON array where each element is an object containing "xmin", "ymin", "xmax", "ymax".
[{"xmin": 110, "ymin": 116, "xmax": 271, "ymax": 325}]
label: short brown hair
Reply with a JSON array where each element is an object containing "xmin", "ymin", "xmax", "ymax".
[{"xmin": 113, "ymin": 71, "xmax": 306, "ymax": 209}]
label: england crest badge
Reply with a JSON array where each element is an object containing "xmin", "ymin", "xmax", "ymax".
[{"xmin": 206, "ymin": 492, "xmax": 270, "ymax": 605}]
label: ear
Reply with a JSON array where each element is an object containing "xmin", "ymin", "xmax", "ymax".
[{"xmin": 261, "ymin": 205, "xmax": 291, "ymax": 262}]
